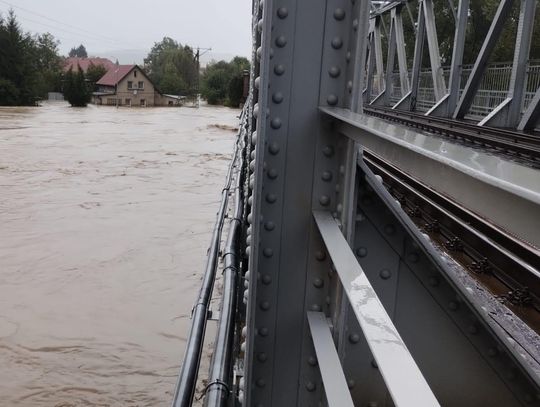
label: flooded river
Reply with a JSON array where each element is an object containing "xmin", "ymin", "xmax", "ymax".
[{"xmin": 0, "ymin": 102, "xmax": 238, "ymax": 406}]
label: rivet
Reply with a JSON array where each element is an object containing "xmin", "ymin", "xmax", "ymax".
[
  {"xmin": 329, "ymin": 66, "xmax": 341, "ymax": 78},
  {"xmin": 270, "ymin": 117, "xmax": 282, "ymax": 129},
  {"xmin": 356, "ymin": 247, "xmax": 367, "ymax": 257},
  {"xmin": 257, "ymin": 19, "xmax": 264, "ymax": 33},
  {"xmin": 379, "ymin": 269, "xmax": 391, "ymax": 280},
  {"xmin": 260, "ymin": 301, "xmax": 270, "ymax": 311},
  {"xmin": 277, "ymin": 7, "xmax": 288, "ymax": 19},
  {"xmin": 262, "ymin": 274, "xmax": 272, "ymax": 285},
  {"xmin": 321, "ymin": 171, "xmax": 333, "ymax": 182},
  {"xmin": 251, "ymin": 131, "xmax": 257, "ymax": 145},
  {"xmin": 256, "ymin": 378, "xmax": 266, "ymax": 388},
  {"xmin": 313, "ymin": 278, "xmax": 324, "ymax": 288},
  {"xmin": 449, "ymin": 301, "xmax": 459, "ymax": 311},
  {"xmin": 333, "ymin": 8, "xmax": 345, "ymax": 20},
  {"xmin": 256, "ymin": 47, "xmax": 262, "ymax": 60},
  {"xmin": 264, "ymin": 221, "xmax": 275, "ymax": 231},
  {"xmin": 331, "ymin": 37, "xmax": 343, "ymax": 49},
  {"xmin": 263, "ymin": 248, "xmax": 273, "ymax": 257},
  {"xmin": 246, "ymin": 246, "xmax": 251, "ymax": 257},
  {"xmin": 384, "ymin": 224, "xmax": 395, "ymax": 235},
  {"xmin": 327, "ymin": 94, "xmax": 338, "ymax": 106},
  {"xmin": 269, "ymin": 48, "xmax": 274, "ymax": 59},
  {"xmin": 347, "ymin": 81, "xmax": 353, "ymax": 93},
  {"xmin": 250, "ymin": 150, "xmax": 256, "ymax": 160},
  {"xmin": 349, "ymin": 333, "xmax": 360, "ymax": 344},
  {"xmin": 253, "ymin": 103, "xmax": 259, "ymax": 117},
  {"xmin": 322, "ymin": 145, "xmax": 334, "ymax": 157},
  {"xmin": 254, "ymin": 76, "xmax": 261, "ymax": 89},
  {"xmin": 353, "ymin": 18, "xmax": 359, "ymax": 31},
  {"xmin": 315, "ymin": 251, "xmax": 326, "ymax": 261},
  {"xmin": 428, "ymin": 276, "xmax": 440, "ymax": 287},
  {"xmin": 249, "ymin": 160, "xmax": 256, "ymax": 171},
  {"xmin": 268, "ymin": 168, "xmax": 278, "ymax": 179},
  {"xmin": 346, "ymin": 51, "xmax": 351, "ymax": 62},
  {"xmin": 311, "ymin": 304, "xmax": 321, "ymax": 312},
  {"xmin": 274, "ymin": 64, "xmax": 285, "ymax": 76},
  {"xmin": 347, "ymin": 379, "xmax": 355, "ymax": 389},
  {"xmin": 305, "ymin": 381, "xmax": 316, "ymax": 392},
  {"xmin": 246, "ymin": 235, "xmax": 252, "ymax": 245},
  {"xmin": 275, "ymin": 36, "xmax": 287, "ymax": 48},
  {"xmin": 247, "ymin": 212, "xmax": 253, "ymax": 224},
  {"xmin": 241, "ymin": 326, "xmax": 247, "ymax": 338},
  {"xmin": 272, "ymin": 92, "xmax": 284, "ymax": 104},
  {"xmin": 269, "ymin": 142, "xmax": 280, "ymax": 154},
  {"xmin": 319, "ymin": 195, "xmax": 330, "ymax": 206},
  {"xmin": 336, "ymin": 203, "xmax": 343, "ymax": 213},
  {"xmin": 258, "ymin": 327, "xmax": 269, "ymax": 337},
  {"xmin": 308, "ymin": 355, "xmax": 318, "ymax": 366},
  {"xmin": 241, "ymin": 341, "xmax": 246, "ymax": 352},
  {"xmin": 325, "ymin": 296, "xmax": 331, "ymax": 305},
  {"xmin": 257, "ymin": 352, "xmax": 268, "ymax": 362},
  {"xmin": 266, "ymin": 193, "xmax": 277, "ymax": 203}
]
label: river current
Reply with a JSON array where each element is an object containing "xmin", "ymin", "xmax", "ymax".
[{"xmin": 0, "ymin": 102, "xmax": 238, "ymax": 406}]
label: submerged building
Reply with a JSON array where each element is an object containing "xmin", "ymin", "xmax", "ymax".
[{"xmin": 92, "ymin": 65, "xmax": 184, "ymax": 107}]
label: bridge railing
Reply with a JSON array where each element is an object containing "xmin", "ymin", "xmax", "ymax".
[{"xmin": 369, "ymin": 61, "xmax": 540, "ymax": 120}]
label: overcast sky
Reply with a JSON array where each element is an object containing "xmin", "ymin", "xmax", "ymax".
[{"xmin": 0, "ymin": 0, "xmax": 252, "ymax": 63}]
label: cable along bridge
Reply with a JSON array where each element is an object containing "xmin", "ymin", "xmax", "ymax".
[{"xmin": 173, "ymin": 0, "xmax": 540, "ymax": 406}]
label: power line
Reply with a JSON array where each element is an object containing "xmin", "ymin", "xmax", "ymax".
[{"xmin": 0, "ymin": 0, "xmax": 139, "ymax": 49}]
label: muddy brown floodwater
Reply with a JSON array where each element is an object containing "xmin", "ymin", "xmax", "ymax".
[{"xmin": 0, "ymin": 102, "xmax": 239, "ymax": 406}]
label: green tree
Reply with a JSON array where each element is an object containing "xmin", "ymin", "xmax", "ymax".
[
  {"xmin": 68, "ymin": 44, "xmax": 87, "ymax": 58},
  {"xmin": 32, "ymin": 32, "xmax": 63, "ymax": 98},
  {"xmin": 201, "ymin": 57, "xmax": 250, "ymax": 107},
  {"xmin": 64, "ymin": 65, "xmax": 90, "ymax": 107},
  {"xmin": 144, "ymin": 37, "xmax": 198, "ymax": 96},
  {"xmin": 0, "ymin": 9, "xmax": 38, "ymax": 105},
  {"xmin": 86, "ymin": 62, "xmax": 107, "ymax": 88}
]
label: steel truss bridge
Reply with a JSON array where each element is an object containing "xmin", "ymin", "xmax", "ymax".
[{"xmin": 172, "ymin": 0, "xmax": 540, "ymax": 406}]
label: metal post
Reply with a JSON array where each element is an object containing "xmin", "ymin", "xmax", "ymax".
[
  {"xmin": 409, "ymin": 2, "xmax": 426, "ymax": 111},
  {"xmin": 453, "ymin": 0, "xmax": 514, "ymax": 119},
  {"xmin": 423, "ymin": 0, "xmax": 446, "ymax": 101}
]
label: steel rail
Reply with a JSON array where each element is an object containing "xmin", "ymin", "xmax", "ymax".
[
  {"xmin": 363, "ymin": 150, "xmax": 540, "ymax": 322},
  {"xmin": 204, "ymin": 166, "xmax": 244, "ymax": 407},
  {"xmin": 364, "ymin": 106, "xmax": 540, "ymax": 162},
  {"xmin": 171, "ymin": 118, "xmax": 244, "ymax": 407}
]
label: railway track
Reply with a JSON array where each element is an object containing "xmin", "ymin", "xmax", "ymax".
[
  {"xmin": 363, "ymin": 150, "xmax": 540, "ymax": 333},
  {"xmin": 364, "ymin": 106, "xmax": 540, "ymax": 165}
]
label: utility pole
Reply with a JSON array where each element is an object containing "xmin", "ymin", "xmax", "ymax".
[{"xmin": 194, "ymin": 46, "xmax": 211, "ymax": 108}]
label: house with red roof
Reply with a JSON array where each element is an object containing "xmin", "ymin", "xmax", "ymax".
[{"xmin": 92, "ymin": 64, "xmax": 183, "ymax": 107}]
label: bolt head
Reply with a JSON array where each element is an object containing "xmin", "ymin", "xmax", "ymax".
[
  {"xmin": 333, "ymin": 8, "xmax": 345, "ymax": 20},
  {"xmin": 275, "ymin": 36, "xmax": 287, "ymax": 48},
  {"xmin": 331, "ymin": 36, "xmax": 343, "ymax": 49},
  {"xmin": 379, "ymin": 269, "xmax": 391, "ymax": 280},
  {"xmin": 277, "ymin": 7, "xmax": 288, "ymax": 18}
]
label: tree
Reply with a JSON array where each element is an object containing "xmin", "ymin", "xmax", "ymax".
[
  {"xmin": 86, "ymin": 62, "xmax": 107, "ymax": 87},
  {"xmin": 0, "ymin": 9, "xmax": 38, "ymax": 105},
  {"xmin": 33, "ymin": 32, "xmax": 63, "ymax": 98},
  {"xmin": 201, "ymin": 57, "xmax": 250, "ymax": 107},
  {"xmin": 68, "ymin": 44, "xmax": 87, "ymax": 58},
  {"xmin": 64, "ymin": 65, "xmax": 90, "ymax": 107},
  {"xmin": 144, "ymin": 37, "xmax": 198, "ymax": 96}
]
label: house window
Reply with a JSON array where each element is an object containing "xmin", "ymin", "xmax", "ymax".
[
  {"xmin": 140, "ymin": 99, "xmax": 146, "ymax": 107},
  {"xmin": 125, "ymin": 98, "xmax": 131, "ymax": 106},
  {"xmin": 106, "ymin": 98, "xmax": 116, "ymax": 105},
  {"xmin": 134, "ymin": 70, "xmax": 137, "ymax": 77},
  {"xmin": 127, "ymin": 81, "xmax": 133, "ymax": 89},
  {"xmin": 138, "ymin": 81, "xmax": 144, "ymax": 90}
]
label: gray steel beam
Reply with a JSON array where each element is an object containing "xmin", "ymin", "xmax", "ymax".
[
  {"xmin": 313, "ymin": 210, "xmax": 440, "ymax": 407},
  {"xmin": 480, "ymin": 0, "xmax": 536, "ymax": 127},
  {"xmin": 352, "ymin": 0, "xmax": 371, "ymax": 112},
  {"xmin": 428, "ymin": 0, "xmax": 469, "ymax": 117},
  {"xmin": 408, "ymin": 3, "xmax": 426, "ymax": 111},
  {"xmin": 393, "ymin": 7, "xmax": 410, "ymax": 97},
  {"xmin": 372, "ymin": 17, "xmax": 386, "ymax": 102},
  {"xmin": 423, "ymin": 0, "xmax": 446, "ymax": 101},
  {"xmin": 384, "ymin": 15, "xmax": 397, "ymax": 106},
  {"xmin": 454, "ymin": 0, "xmax": 514, "ymax": 119},
  {"xmin": 519, "ymin": 86, "xmax": 540, "ymax": 131},
  {"xmin": 307, "ymin": 312, "xmax": 355, "ymax": 407},
  {"xmin": 320, "ymin": 106, "xmax": 540, "ymax": 248}
]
